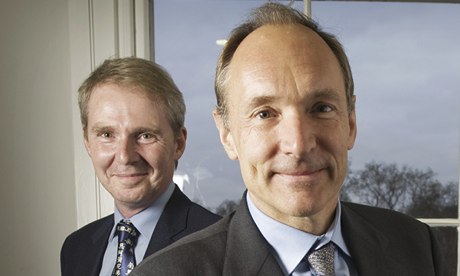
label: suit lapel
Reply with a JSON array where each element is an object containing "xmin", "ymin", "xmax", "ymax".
[
  {"xmin": 143, "ymin": 186, "xmax": 191, "ymax": 257},
  {"xmin": 87, "ymin": 215, "xmax": 114, "ymax": 276},
  {"xmin": 220, "ymin": 198, "xmax": 395, "ymax": 276},
  {"xmin": 341, "ymin": 202, "xmax": 390, "ymax": 276},
  {"xmin": 223, "ymin": 198, "xmax": 284, "ymax": 276}
]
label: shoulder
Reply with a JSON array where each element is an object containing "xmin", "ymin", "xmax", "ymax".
[
  {"xmin": 61, "ymin": 214, "xmax": 113, "ymax": 251},
  {"xmin": 188, "ymin": 201, "xmax": 222, "ymax": 225},
  {"xmin": 340, "ymin": 202, "xmax": 443, "ymax": 274},
  {"xmin": 133, "ymin": 215, "xmax": 232, "ymax": 276},
  {"xmin": 60, "ymin": 214, "xmax": 114, "ymax": 273},
  {"xmin": 341, "ymin": 201, "xmax": 427, "ymax": 231},
  {"xmin": 167, "ymin": 185, "xmax": 221, "ymax": 228},
  {"xmin": 340, "ymin": 201, "xmax": 436, "ymax": 254}
]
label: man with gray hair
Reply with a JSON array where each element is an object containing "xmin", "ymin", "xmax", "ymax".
[
  {"xmin": 61, "ymin": 57, "xmax": 220, "ymax": 276},
  {"xmin": 132, "ymin": 3, "xmax": 442, "ymax": 275}
]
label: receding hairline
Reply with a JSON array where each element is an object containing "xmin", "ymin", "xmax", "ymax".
[
  {"xmin": 230, "ymin": 23, "xmax": 338, "ymax": 61},
  {"xmin": 215, "ymin": 3, "xmax": 355, "ymax": 125},
  {"xmin": 226, "ymin": 23, "xmax": 346, "ymax": 91}
]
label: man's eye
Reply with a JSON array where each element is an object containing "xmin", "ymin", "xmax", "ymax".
[
  {"xmin": 257, "ymin": 110, "xmax": 272, "ymax": 119},
  {"xmin": 316, "ymin": 104, "xmax": 333, "ymax": 113},
  {"xmin": 140, "ymin": 133, "xmax": 153, "ymax": 139},
  {"xmin": 139, "ymin": 133, "xmax": 157, "ymax": 142},
  {"xmin": 100, "ymin": 132, "xmax": 112, "ymax": 138}
]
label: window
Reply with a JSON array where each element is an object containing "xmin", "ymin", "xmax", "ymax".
[
  {"xmin": 312, "ymin": 3, "xmax": 459, "ymax": 274},
  {"xmin": 154, "ymin": 1, "xmax": 459, "ymax": 274}
]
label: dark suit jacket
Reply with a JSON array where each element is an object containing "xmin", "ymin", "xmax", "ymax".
[
  {"xmin": 132, "ymin": 196, "xmax": 443, "ymax": 276},
  {"xmin": 60, "ymin": 185, "xmax": 221, "ymax": 276}
]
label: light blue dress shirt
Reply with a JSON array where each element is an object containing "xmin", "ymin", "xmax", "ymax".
[
  {"xmin": 246, "ymin": 194, "xmax": 357, "ymax": 276},
  {"xmin": 99, "ymin": 182, "xmax": 175, "ymax": 276}
]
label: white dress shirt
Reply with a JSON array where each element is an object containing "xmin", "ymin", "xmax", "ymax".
[
  {"xmin": 246, "ymin": 194, "xmax": 357, "ymax": 276},
  {"xmin": 99, "ymin": 182, "xmax": 175, "ymax": 276}
]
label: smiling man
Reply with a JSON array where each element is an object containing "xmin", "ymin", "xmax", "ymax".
[
  {"xmin": 60, "ymin": 57, "xmax": 220, "ymax": 276},
  {"xmin": 132, "ymin": 3, "xmax": 442, "ymax": 276}
]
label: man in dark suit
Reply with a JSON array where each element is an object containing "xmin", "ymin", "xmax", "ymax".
[
  {"xmin": 60, "ymin": 57, "xmax": 220, "ymax": 276},
  {"xmin": 132, "ymin": 3, "xmax": 442, "ymax": 276}
]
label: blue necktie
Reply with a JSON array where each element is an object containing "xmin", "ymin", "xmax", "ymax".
[{"xmin": 112, "ymin": 220, "xmax": 139, "ymax": 276}]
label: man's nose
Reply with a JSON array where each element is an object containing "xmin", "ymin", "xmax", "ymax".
[
  {"xmin": 278, "ymin": 113, "xmax": 316, "ymax": 157},
  {"xmin": 116, "ymin": 137, "xmax": 140, "ymax": 164}
]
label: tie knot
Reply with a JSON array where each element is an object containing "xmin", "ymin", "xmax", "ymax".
[
  {"xmin": 307, "ymin": 242, "xmax": 336, "ymax": 276},
  {"xmin": 116, "ymin": 220, "xmax": 139, "ymax": 246}
]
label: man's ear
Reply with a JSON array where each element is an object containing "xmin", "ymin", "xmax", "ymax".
[
  {"xmin": 347, "ymin": 96, "xmax": 357, "ymax": 150},
  {"xmin": 212, "ymin": 110, "xmax": 238, "ymax": 160},
  {"xmin": 174, "ymin": 127, "xmax": 187, "ymax": 160},
  {"xmin": 83, "ymin": 129, "xmax": 92, "ymax": 157}
]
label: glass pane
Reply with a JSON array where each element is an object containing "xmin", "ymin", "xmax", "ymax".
[
  {"xmin": 310, "ymin": 2, "xmax": 460, "ymax": 219},
  {"xmin": 154, "ymin": 1, "xmax": 460, "ymax": 220}
]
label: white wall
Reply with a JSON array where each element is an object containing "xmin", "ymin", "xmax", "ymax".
[
  {"xmin": 0, "ymin": 1, "xmax": 151, "ymax": 274},
  {"xmin": 0, "ymin": 0, "xmax": 76, "ymax": 274}
]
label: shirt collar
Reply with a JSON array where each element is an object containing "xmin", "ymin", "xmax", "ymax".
[
  {"xmin": 111, "ymin": 182, "xmax": 175, "ymax": 242},
  {"xmin": 247, "ymin": 195, "xmax": 350, "ymax": 275}
]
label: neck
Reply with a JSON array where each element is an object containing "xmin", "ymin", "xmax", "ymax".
[
  {"xmin": 285, "ymin": 207, "xmax": 336, "ymax": 235},
  {"xmin": 116, "ymin": 199, "xmax": 155, "ymax": 219},
  {"xmin": 249, "ymin": 192, "xmax": 338, "ymax": 235}
]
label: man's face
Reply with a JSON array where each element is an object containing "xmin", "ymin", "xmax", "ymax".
[
  {"xmin": 214, "ymin": 24, "xmax": 356, "ymax": 229},
  {"xmin": 84, "ymin": 83, "xmax": 186, "ymax": 216}
]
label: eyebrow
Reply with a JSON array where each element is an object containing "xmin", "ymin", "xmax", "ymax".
[
  {"xmin": 89, "ymin": 125, "xmax": 113, "ymax": 134},
  {"xmin": 308, "ymin": 88, "xmax": 343, "ymax": 102},
  {"xmin": 134, "ymin": 127, "xmax": 161, "ymax": 135},
  {"xmin": 245, "ymin": 88, "xmax": 343, "ymax": 110},
  {"xmin": 89, "ymin": 125, "xmax": 161, "ymax": 135},
  {"xmin": 246, "ymin": 95, "xmax": 278, "ymax": 111}
]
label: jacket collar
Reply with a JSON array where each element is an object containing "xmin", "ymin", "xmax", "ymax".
[
  {"xmin": 223, "ymin": 193, "xmax": 284, "ymax": 276},
  {"xmin": 341, "ymin": 202, "xmax": 390, "ymax": 275},
  {"xmin": 143, "ymin": 185, "xmax": 192, "ymax": 257},
  {"xmin": 88, "ymin": 215, "xmax": 114, "ymax": 276}
]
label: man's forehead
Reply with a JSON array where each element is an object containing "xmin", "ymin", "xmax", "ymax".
[
  {"xmin": 229, "ymin": 24, "xmax": 332, "ymax": 74},
  {"xmin": 88, "ymin": 83, "xmax": 158, "ymax": 107},
  {"xmin": 234, "ymin": 24, "xmax": 322, "ymax": 56}
]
